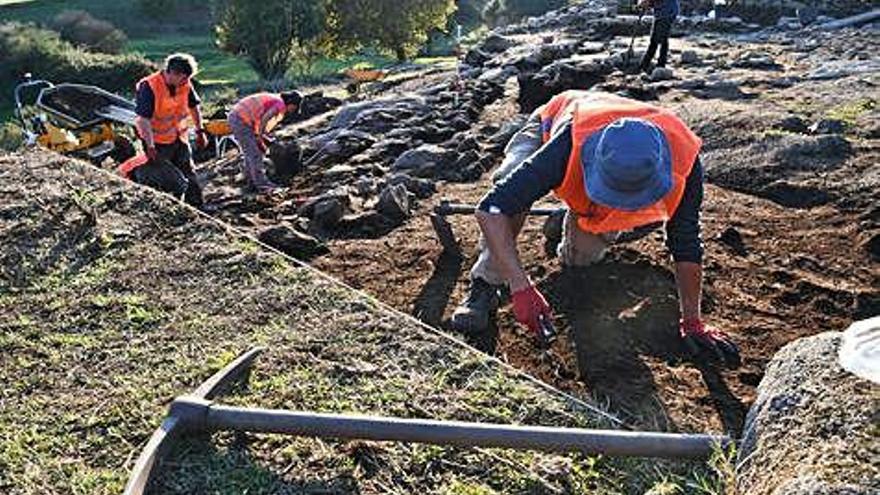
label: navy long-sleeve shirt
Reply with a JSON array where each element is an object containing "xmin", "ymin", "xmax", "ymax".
[
  {"xmin": 478, "ymin": 122, "xmax": 704, "ymax": 263},
  {"xmin": 652, "ymin": 0, "xmax": 680, "ymax": 19}
]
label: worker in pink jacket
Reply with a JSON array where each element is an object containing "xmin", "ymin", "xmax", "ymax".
[{"xmin": 228, "ymin": 91, "xmax": 302, "ymax": 193}]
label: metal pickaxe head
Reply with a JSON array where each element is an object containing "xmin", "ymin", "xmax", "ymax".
[
  {"xmin": 430, "ymin": 199, "xmax": 565, "ymax": 257},
  {"xmin": 430, "ymin": 212, "xmax": 463, "ymax": 259}
]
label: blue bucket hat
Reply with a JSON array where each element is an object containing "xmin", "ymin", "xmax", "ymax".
[{"xmin": 580, "ymin": 118, "xmax": 673, "ymax": 211}]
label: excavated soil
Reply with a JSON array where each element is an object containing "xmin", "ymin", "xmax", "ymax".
[{"xmin": 191, "ymin": 12, "xmax": 880, "ymax": 437}]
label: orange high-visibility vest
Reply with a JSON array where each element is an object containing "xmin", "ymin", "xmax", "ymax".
[
  {"xmin": 538, "ymin": 89, "xmax": 610, "ymax": 142},
  {"xmin": 231, "ymin": 93, "xmax": 285, "ymax": 134},
  {"xmin": 138, "ymin": 71, "xmax": 191, "ymax": 144},
  {"xmin": 118, "ymin": 153, "xmax": 148, "ymax": 179},
  {"xmin": 552, "ymin": 93, "xmax": 702, "ymax": 234}
]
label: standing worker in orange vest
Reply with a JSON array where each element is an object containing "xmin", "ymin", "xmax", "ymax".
[
  {"xmin": 132, "ymin": 53, "xmax": 207, "ymax": 208},
  {"xmin": 451, "ymin": 90, "xmax": 740, "ymax": 368},
  {"xmin": 228, "ymin": 90, "xmax": 302, "ymax": 193}
]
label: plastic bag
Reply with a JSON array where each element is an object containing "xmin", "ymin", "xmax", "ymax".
[{"xmin": 839, "ymin": 316, "xmax": 880, "ymax": 385}]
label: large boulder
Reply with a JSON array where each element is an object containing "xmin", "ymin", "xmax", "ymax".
[
  {"xmin": 704, "ymin": 134, "xmax": 853, "ymax": 208},
  {"xmin": 329, "ymin": 96, "xmax": 428, "ymax": 129},
  {"xmin": 737, "ymin": 332, "xmax": 879, "ymax": 495},
  {"xmin": 268, "ymin": 140, "xmax": 302, "ymax": 182}
]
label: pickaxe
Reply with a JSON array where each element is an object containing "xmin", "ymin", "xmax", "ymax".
[
  {"xmin": 430, "ymin": 199, "xmax": 565, "ymax": 258},
  {"xmin": 125, "ymin": 348, "xmax": 730, "ymax": 494}
]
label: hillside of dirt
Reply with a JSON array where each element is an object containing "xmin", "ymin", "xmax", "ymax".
[
  {"xmin": 0, "ymin": 152, "xmax": 725, "ymax": 494},
  {"xmin": 191, "ymin": 1, "xmax": 880, "ymax": 437}
]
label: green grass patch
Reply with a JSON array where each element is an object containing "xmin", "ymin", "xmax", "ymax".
[
  {"xmin": 0, "ymin": 0, "xmax": 212, "ymax": 38},
  {"xmin": 827, "ymin": 98, "xmax": 876, "ymax": 127},
  {"xmin": 127, "ymin": 35, "xmax": 258, "ymax": 87}
]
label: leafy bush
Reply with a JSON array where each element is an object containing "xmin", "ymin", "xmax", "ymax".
[
  {"xmin": 0, "ymin": 122, "xmax": 24, "ymax": 151},
  {"xmin": 330, "ymin": 0, "xmax": 456, "ymax": 61},
  {"xmin": 50, "ymin": 10, "xmax": 128, "ymax": 54},
  {"xmin": 215, "ymin": 0, "xmax": 327, "ymax": 80},
  {"xmin": 0, "ymin": 23, "xmax": 155, "ymax": 107}
]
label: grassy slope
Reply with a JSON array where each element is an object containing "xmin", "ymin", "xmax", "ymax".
[{"xmin": 0, "ymin": 151, "xmax": 726, "ymax": 494}]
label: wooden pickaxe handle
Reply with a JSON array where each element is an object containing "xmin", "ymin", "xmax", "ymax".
[{"xmin": 434, "ymin": 200, "xmax": 563, "ymax": 217}]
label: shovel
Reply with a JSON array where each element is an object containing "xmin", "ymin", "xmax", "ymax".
[{"xmin": 624, "ymin": 6, "xmax": 646, "ymax": 67}]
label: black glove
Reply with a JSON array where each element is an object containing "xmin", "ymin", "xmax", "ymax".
[{"xmin": 680, "ymin": 318, "xmax": 741, "ymax": 368}]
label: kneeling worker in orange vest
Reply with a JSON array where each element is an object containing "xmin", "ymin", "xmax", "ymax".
[
  {"xmin": 129, "ymin": 53, "xmax": 207, "ymax": 208},
  {"xmin": 228, "ymin": 91, "xmax": 302, "ymax": 193},
  {"xmin": 451, "ymin": 90, "xmax": 740, "ymax": 368}
]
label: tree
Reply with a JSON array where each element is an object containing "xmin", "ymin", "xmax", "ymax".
[
  {"xmin": 455, "ymin": 0, "xmax": 491, "ymax": 29},
  {"xmin": 214, "ymin": 0, "xmax": 327, "ymax": 80},
  {"xmin": 330, "ymin": 0, "xmax": 456, "ymax": 61}
]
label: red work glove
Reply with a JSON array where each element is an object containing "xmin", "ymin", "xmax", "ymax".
[
  {"xmin": 512, "ymin": 285, "xmax": 554, "ymax": 342},
  {"xmin": 145, "ymin": 144, "xmax": 157, "ymax": 162},
  {"xmin": 680, "ymin": 318, "xmax": 741, "ymax": 369},
  {"xmin": 195, "ymin": 129, "xmax": 208, "ymax": 150}
]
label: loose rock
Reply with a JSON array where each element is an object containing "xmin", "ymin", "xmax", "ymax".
[
  {"xmin": 376, "ymin": 183, "xmax": 411, "ymax": 221},
  {"xmin": 392, "ymin": 144, "xmax": 455, "ymax": 177},
  {"xmin": 257, "ymin": 225, "xmax": 328, "ymax": 260},
  {"xmin": 680, "ymin": 50, "xmax": 701, "ymax": 65},
  {"xmin": 649, "ymin": 67, "xmax": 674, "ymax": 81},
  {"xmin": 809, "ymin": 118, "xmax": 847, "ymax": 135},
  {"xmin": 776, "ymin": 116, "xmax": 809, "ymax": 134}
]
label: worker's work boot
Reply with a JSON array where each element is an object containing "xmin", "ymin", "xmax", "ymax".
[{"xmin": 451, "ymin": 278, "xmax": 502, "ymax": 335}]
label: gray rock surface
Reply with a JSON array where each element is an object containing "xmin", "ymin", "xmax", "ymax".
[
  {"xmin": 392, "ymin": 144, "xmax": 454, "ymax": 177},
  {"xmin": 376, "ymin": 183, "xmax": 411, "ymax": 220},
  {"xmin": 737, "ymin": 332, "xmax": 880, "ymax": 495},
  {"xmin": 809, "ymin": 118, "xmax": 847, "ymax": 135},
  {"xmin": 650, "ymin": 67, "xmax": 675, "ymax": 81},
  {"xmin": 680, "ymin": 50, "xmax": 701, "ymax": 65},
  {"xmin": 257, "ymin": 225, "xmax": 328, "ymax": 260}
]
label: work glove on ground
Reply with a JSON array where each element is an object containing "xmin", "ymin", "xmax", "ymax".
[
  {"xmin": 195, "ymin": 129, "xmax": 208, "ymax": 150},
  {"xmin": 680, "ymin": 317, "xmax": 741, "ymax": 368},
  {"xmin": 512, "ymin": 285, "xmax": 555, "ymax": 345},
  {"xmin": 145, "ymin": 144, "xmax": 157, "ymax": 162}
]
